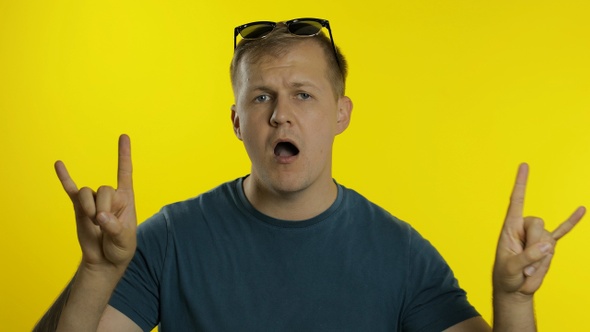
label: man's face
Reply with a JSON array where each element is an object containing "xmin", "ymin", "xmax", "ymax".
[{"xmin": 231, "ymin": 40, "xmax": 352, "ymax": 196}]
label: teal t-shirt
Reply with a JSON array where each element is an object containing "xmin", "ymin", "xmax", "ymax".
[{"xmin": 110, "ymin": 177, "xmax": 479, "ymax": 331}]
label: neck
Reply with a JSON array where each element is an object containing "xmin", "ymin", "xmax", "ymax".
[{"xmin": 243, "ymin": 176, "xmax": 338, "ymax": 221}]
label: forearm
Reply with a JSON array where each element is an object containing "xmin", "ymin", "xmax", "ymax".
[
  {"xmin": 33, "ymin": 277, "xmax": 74, "ymax": 332},
  {"xmin": 54, "ymin": 265, "xmax": 125, "ymax": 332},
  {"xmin": 34, "ymin": 266, "xmax": 123, "ymax": 332},
  {"xmin": 492, "ymin": 292, "xmax": 536, "ymax": 332}
]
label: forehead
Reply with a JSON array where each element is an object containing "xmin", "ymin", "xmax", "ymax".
[{"xmin": 236, "ymin": 40, "xmax": 331, "ymax": 88}]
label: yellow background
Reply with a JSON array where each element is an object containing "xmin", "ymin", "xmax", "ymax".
[{"xmin": 1, "ymin": 1, "xmax": 589, "ymax": 330}]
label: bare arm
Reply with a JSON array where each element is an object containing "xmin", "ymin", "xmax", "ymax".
[
  {"xmin": 34, "ymin": 135, "xmax": 140, "ymax": 332},
  {"xmin": 34, "ymin": 277, "xmax": 141, "ymax": 332},
  {"xmin": 444, "ymin": 316, "xmax": 491, "ymax": 332},
  {"xmin": 446, "ymin": 163, "xmax": 584, "ymax": 332},
  {"xmin": 33, "ymin": 279, "xmax": 74, "ymax": 332},
  {"xmin": 492, "ymin": 163, "xmax": 584, "ymax": 331}
]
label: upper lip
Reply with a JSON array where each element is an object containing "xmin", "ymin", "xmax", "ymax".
[{"xmin": 273, "ymin": 137, "xmax": 297, "ymax": 147}]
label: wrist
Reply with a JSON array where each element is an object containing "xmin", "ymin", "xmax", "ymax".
[
  {"xmin": 493, "ymin": 292, "xmax": 536, "ymax": 332},
  {"xmin": 56, "ymin": 264, "xmax": 127, "ymax": 331},
  {"xmin": 73, "ymin": 262, "xmax": 128, "ymax": 299},
  {"xmin": 493, "ymin": 291, "xmax": 534, "ymax": 305},
  {"xmin": 80, "ymin": 259, "xmax": 129, "ymax": 279}
]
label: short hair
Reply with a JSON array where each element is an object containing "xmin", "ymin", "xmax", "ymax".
[{"xmin": 230, "ymin": 24, "xmax": 348, "ymax": 98}]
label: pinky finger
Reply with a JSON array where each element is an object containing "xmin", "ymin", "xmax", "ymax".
[{"xmin": 552, "ymin": 206, "xmax": 586, "ymax": 241}]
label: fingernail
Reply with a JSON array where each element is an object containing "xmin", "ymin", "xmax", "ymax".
[
  {"xmin": 539, "ymin": 243, "xmax": 552, "ymax": 254},
  {"xmin": 524, "ymin": 266, "xmax": 536, "ymax": 276},
  {"xmin": 97, "ymin": 212, "xmax": 108, "ymax": 224}
]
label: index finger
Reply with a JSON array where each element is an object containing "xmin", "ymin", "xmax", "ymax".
[
  {"xmin": 54, "ymin": 160, "xmax": 79, "ymax": 197},
  {"xmin": 505, "ymin": 163, "xmax": 529, "ymax": 224},
  {"xmin": 117, "ymin": 134, "xmax": 133, "ymax": 190}
]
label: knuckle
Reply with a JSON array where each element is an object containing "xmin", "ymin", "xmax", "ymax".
[
  {"xmin": 78, "ymin": 187, "xmax": 95, "ymax": 203},
  {"xmin": 97, "ymin": 185, "xmax": 115, "ymax": 195},
  {"xmin": 524, "ymin": 247, "xmax": 542, "ymax": 262},
  {"xmin": 76, "ymin": 187, "xmax": 100, "ymax": 217},
  {"xmin": 79, "ymin": 186, "xmax": 93, "ymax": 195},
  {"xmin": 524, "ymin": 216, "xmax": 544, "ymax": 228}
]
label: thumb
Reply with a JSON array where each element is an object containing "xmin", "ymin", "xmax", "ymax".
[
  {"xmin": 97, "ymin": 212, "xmax": 124, "ymax": 240},
  {"xmin": 96, "ymin": 211, "xmax": 136, "ymax": 267},
  {"xmin": 506, "ymin": 242, "xmax": 553, "ymax": 276}
]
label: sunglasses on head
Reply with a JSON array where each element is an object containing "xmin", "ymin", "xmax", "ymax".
[{"xmin": 234, "ymin": 18, "xmax": 341, "ymax": 70}]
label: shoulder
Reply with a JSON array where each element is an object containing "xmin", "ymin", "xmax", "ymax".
[
  {"xmin": 338, "ymin": 184, "xmax": 414, "ymax": 233},
  {"xmin": 336, "ymin": 184, "xmax": 449, "ymax": 263},
  {"xmin": 137, "ymin": 178, "xmax": 242, "ymax": 237},
  {"xmin": 164, "ymin": 178, "xmax": 239, "ymax": 218}
]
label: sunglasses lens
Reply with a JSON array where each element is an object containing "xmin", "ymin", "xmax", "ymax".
[
  {"xmin": 288, "ymin": 20, "xmax": 323, "ymax": 35},
  {"xmin": 240, "ymin": 23, "xmax": 275, "ymax": 39}
]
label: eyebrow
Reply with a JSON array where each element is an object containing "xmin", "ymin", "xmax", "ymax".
[
  {"xmin": 250, "ymin": 81, "xmax": 320, "ymax": 92},
  {"xmin": 289, "ymin": 81, "xmax": 319, "ymax": 90}
]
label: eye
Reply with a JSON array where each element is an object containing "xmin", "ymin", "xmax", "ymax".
[
  {"xmin": 297, "ymin": 92, "xmax": 311, "ymax": 100},
  {"xmin": 254, "ymin": 95, "xmax": 271, "ymax": 103}
]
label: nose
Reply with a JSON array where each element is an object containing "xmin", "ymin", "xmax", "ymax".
[{"xmin": 269, "ymin": 97, "xmax": 293, "ymax": 127}]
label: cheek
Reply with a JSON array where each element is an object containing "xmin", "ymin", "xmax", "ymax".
[
  {"xmin": 306, "ymin": 128, "xmax": 336, "ymax": 157},
  {"xmin": 309, "ymin": 111, "xmax": 339, "ymax": 138},
  {"xmin": 241, "ymin": 123, "xmax": 267, "ymax": 154}
]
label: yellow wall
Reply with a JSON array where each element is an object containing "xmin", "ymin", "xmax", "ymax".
[{"xmin": 1, "ymin": 1, "xmax": 589, "ymax": 330}]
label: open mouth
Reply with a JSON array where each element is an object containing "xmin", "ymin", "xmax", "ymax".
[{"xmin": 274, "ymin": 141, "xmax": 300, "ymax": 157}]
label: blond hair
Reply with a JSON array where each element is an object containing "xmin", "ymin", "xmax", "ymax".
[{"xmin": 230, "ymin": 24, "xmax": 348, "ymax": 98}]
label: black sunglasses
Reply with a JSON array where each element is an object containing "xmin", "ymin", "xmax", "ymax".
[{"xmin": 234, "ymin": 18, "xmax": 341, "ymax": 70}]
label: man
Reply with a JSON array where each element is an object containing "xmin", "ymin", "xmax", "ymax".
[{"xmin": 36, "ymin": 18, "xmax": 584, "ymax": 331}]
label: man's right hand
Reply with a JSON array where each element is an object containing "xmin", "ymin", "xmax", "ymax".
[
  {"xmin": 55, "ymin": 134, "xmax": 137, "ymax": 274},
  {"xmin": 33, "ymin": 135, "xmax": 141, "ymax": 332}
]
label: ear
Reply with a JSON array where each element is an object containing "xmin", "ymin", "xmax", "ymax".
[
  {"xmin": 335, "ymin": 96, "xmax": 353, "ymax": 135},
  {"xmin": 231, "ymin": 105, "xmax": 242, "ymax": 141}
]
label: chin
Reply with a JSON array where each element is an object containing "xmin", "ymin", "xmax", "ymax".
[
  {"xmin": 267, "ymin": 177, "xmax": 309, "ymax": 195},
  {"xmin": 253, "ymin": 171, "xmax": 311, "ymax": 196}
]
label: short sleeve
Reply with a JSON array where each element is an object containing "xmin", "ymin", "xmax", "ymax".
[
  {"xmin": 401, "ymin": 229, "xmax": 480, "ymax": 331},
  {"xmin": 109, "ymin": 210, "xmax": 169, "ymax": 331}
]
